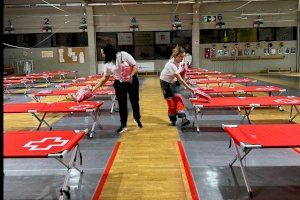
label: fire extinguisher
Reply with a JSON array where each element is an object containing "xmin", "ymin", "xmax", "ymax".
[{"xmin": 204, "ymin": 48, "xmax": 211, "ymax": 59}]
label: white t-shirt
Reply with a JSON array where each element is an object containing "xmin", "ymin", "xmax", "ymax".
[
  {"xmin": 160, "ymin": 58, "xmax": 180, "ymax": 84},
  {"xmin": 103, "ymin": 51, "xmax": 137, "ymax": 80}
]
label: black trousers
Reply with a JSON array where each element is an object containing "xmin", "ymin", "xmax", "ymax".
[{"xmin": 113, "ymin": 75, "xmax": 141, "ymax": 126}]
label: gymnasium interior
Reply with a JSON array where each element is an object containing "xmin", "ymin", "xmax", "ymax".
[{"xmin": 3, "ymin": 0, "xmax": 300, "ymax": 199}]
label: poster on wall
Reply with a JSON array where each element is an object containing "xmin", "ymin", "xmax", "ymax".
[
  {"xmin": 117, "ymin": 33, "xmax": 133, "ymax": 45},
  {"xmin": 155, "ymin": 32, "xmax": 170, "ymax": 44},
  {"xmin": 41, "ymin": 51, "xmax": 54, "ymax": 58},
  {"xmin": 284, "ymin": 47, "xmax": 290, "ymax": 54},
  {"xmin": 290, "ymin": 47, "xmax": 296, "ymax": 54}
]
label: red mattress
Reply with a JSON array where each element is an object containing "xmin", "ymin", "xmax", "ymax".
[
  {"xmin": 190, "ymin": 96, "xmax": 300, "ymax": 107},
  {"xmin": 223, "ymin": 124, "xmax": 300, "ymax": 148},
  {"xmin": 190, "ymin": 78, "xmax": 256, "ymax": 84},
  {"xmin": 4, "ymin": 101, "xmax": 104, "ymax": 113},
  {"xmin": 33, "ymin": 89, "xmax": 115, "ymax": 96},
  {"xmin": 4, "ymin": 130, "xmax": 85, "ymax": 158},
  {"xmin": 196, "ymin": 86, "xmax": 285, "ymax": 94}
]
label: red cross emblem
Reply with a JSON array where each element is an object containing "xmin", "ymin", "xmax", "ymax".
[{"xmin": 23, "ymin": 137, "xmax": 69, "ymax": 151}]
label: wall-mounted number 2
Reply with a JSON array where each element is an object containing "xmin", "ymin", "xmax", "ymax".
[
  {"xmin": 44, "ymin": 18, "xmax": 50, "ymax": 25},
  {"xmin": 82, "ymin": 18, "xmax": 87, "ymax": 24}
]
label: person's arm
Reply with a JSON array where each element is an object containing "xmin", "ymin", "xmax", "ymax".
[
  {"xmin": 92, "ymin": 76, "xmax": 110, "ymax": 92},
  {"xmin": 174, "ymin": 73, "xmax": 195, "ymax": 93}
]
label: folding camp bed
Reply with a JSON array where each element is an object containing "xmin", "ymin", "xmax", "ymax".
[
  {"xmin": 194, "ymin": 85, "xmax": 286, "ymax": 97},
  {"xmin": 186, "ymin": 71, "xmax": 222, "ymax": 75},
  {"xmin": 222, "ymin": 124, "xmax": 300, "ymax": 198},
  {"xmin": 4, "ymin": 101, "xmax": 104, "ymax": 138},
  {"xmin": 186, "ymin": 74, "xmax": 236, "ymax": 79},
  {"xmin": 56, "ymin": 81, "xmax": 113, "ymax": 89},
  {"xmin": 188, "ymin": 78, "xmax": 257, "ymax": 87},
  {"xmin": 187, "ymin": 68, "xmax": 209, "ymax": 72},
  {"xmin": 4, "ymin": 129, "xmax": 87, "ymax": 200},
  {"xmin": 3, "ymin": 79, "xmax": 34, "ymax": 94},
  {"xmin": 45, "ymin": 70, "xmax": 79, "ymax": 79},
  {"xmin": 74, "ymin": 76, "xmax": 115, "ymax": 82},
  {"xmin": 190, "ymin": 96, "xmax": 300, "ymax": 132},
  {"xmin": 31, "ymin": 89, "xmax": 117, "ymax": 113}
]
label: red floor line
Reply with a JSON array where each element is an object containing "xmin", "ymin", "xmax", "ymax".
[
  {"xmin": 92, "ymin": 141, "xmax": 121, "ymax": 200},
  {"xmin": 177, "ymin": 141, "xmax": 200, "ymax": 200}
]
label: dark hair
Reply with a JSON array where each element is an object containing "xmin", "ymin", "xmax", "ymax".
[{"xmin": 103, "ymin": 44, "xmax": 117, "ymax": 63}]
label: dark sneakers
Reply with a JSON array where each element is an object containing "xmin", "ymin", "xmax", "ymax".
[
  {"xmin": 134, "ymin": 119, "xmax": 143, "ymax": 128},
  {"xmin": 181, "ymin": 118, "xmax": 190, "ymax": 127},
  {"xmin": 171, "ymin": 120, "xmax": 176, "ymax": 126},
  {"xmin": 116, "ymin": 125, "xmax": 127, "ymax": 134}
]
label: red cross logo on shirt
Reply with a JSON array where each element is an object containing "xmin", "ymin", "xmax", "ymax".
[{"xmin": 23, "ymin": 137, "xmax": 69, "ymax": 151}]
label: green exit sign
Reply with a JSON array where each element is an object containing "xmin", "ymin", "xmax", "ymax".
[{"xmin": 203, "ymin": 15, "xmax": 217, "ymax": 22}]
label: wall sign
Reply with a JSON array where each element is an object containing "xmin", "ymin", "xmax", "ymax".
[{"xmin": 203, "ymin": 15, "xmax": 217, "ymax": 22}]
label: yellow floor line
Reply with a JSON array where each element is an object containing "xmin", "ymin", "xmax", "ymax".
[{"xmin": 99, "ymin": 77, "xmax": 193, "ymax": 199}]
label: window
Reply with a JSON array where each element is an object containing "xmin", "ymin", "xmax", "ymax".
[
  {"xmin": 259, "ymin": 28, "xmax": 275, "ymax": 41},
  {"xmin": 236, "ymin": 28, "xmax": 257, "ymax": 42},
  {"xmin": 219, "ymin": 29, "xmax": 236, "ymax": 43},
  {"xmin": 200, "ymin": 29, "xmax": 219, "ymax": 43},
  {"xmin": 276, "ymin": 27, "xmax": 294, "ymax": 41}
]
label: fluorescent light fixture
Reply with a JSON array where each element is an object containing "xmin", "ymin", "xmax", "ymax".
[
  {"xmin": 87, "ymin": 3, "xmax": 107, "ymax": 6},
  {"xmin": 241, "ymin": 12, "xmax": 291, "ymax": 16},
  {"xmin": 66, "ymin": 3, "xmax": 83, "ymax": 7},
  {"xmin": 36, "ymin": 3, "xmax": 60, "ymax": 7}
]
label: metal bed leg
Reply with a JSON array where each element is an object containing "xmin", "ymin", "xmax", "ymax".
[
  {"xmin": 194, "ymin": 106, "xmax": 201, "ymax": 133},
  {"xmin": 110, "ymin": 95, "xmax": 116, "ymax": 114},
  {"xmin": 58, "ymin": 145, "xmax": 83, "ymax": 200},
  {"xmin": 231, "ymin": 140, "xmax": 253, "ymax": 198},
  {"xmin": 241, "ymin": 107, "xmax": 254, "ymax": 124},
  {"xmin": 289, "ymin": 105, "xmax": 299, "ymax": 122},
  {"xmin": 31, "ymin": 112, "xmax": 52, "ymax": 131}
]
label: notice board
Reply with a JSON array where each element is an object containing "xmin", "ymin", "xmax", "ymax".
[{"xmin": 57, "ymin": 47, "xmax": 85, "ymax": 64}]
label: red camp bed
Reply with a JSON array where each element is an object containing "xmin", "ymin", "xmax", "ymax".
[
  {"xmin": 186, "ymin": 71, "xmax": 222, "ymax": 75},
  {"xmin": 222, "ymin": 124, "xmax": 300, "ymax": 198},
  {"xmin": 56, "ymin": 81, "xmax": 113, "ymax": 89},
  {"xmin": 195, "ymin": 85, "xmax": 286, "ymax": 97},
  {"xmin": 4, "ymin": 101, "xmax": 104, "ymax": 138},
  {"xmin": 74, "ymin": 76, "xmax": 115, "ymax": 82},
  {"xmin": 190, "ymin": 96, "xmax": 300, "ymax": 132},
  {"xmin": 4, "ymin": 129, "xmax": 86, "ymax": 200},
  {"xmin": 3, "ymin": 79, "xmax": 34, "ymax": 94},
  {"xmin": 31, "ymin": 89, "xmax": 117, "ymax": 114},
  {"xmin": 188, "ymin": 78, "xmax": 257, "ymax": 87},
  {"xmin": 187, "ymin": 74, "xmax": 236, "ymax": 79},
  {"xmin": 187, "ymin": 68, "xmax": 209, "ymax": 72}
]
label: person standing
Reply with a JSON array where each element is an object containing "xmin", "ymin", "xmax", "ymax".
[
  {"xmin": 92, "ymin": 45, "xmax": 142, "ymax": 134},
  {"xmin": 160, "ymin": 45, "xmax": 195, "ymax": 126}
]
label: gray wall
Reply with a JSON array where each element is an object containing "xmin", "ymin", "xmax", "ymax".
[{"xmin": 4, "ymin": 47, "xmax": 91, "ymax": 77}]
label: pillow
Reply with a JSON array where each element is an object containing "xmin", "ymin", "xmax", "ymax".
[
  {"xmin": 195, "ymin": 89, "xmax": 212, "ymax": 101},
  {"xmin": 75, "ymin": 88, "xmax": 93, "ymax": 103},
  {"xmin": 120, "ymin": 61, "xmax": 132, "ymax": 82}
]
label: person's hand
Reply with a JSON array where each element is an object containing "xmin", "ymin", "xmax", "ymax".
[
  {"xmin": 190, "ymin": 88, "xmax": 196, "ymax": 95},
  {"xmin": 124, "ymin": 75, "xmax": 133, "ymax": 83}
]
